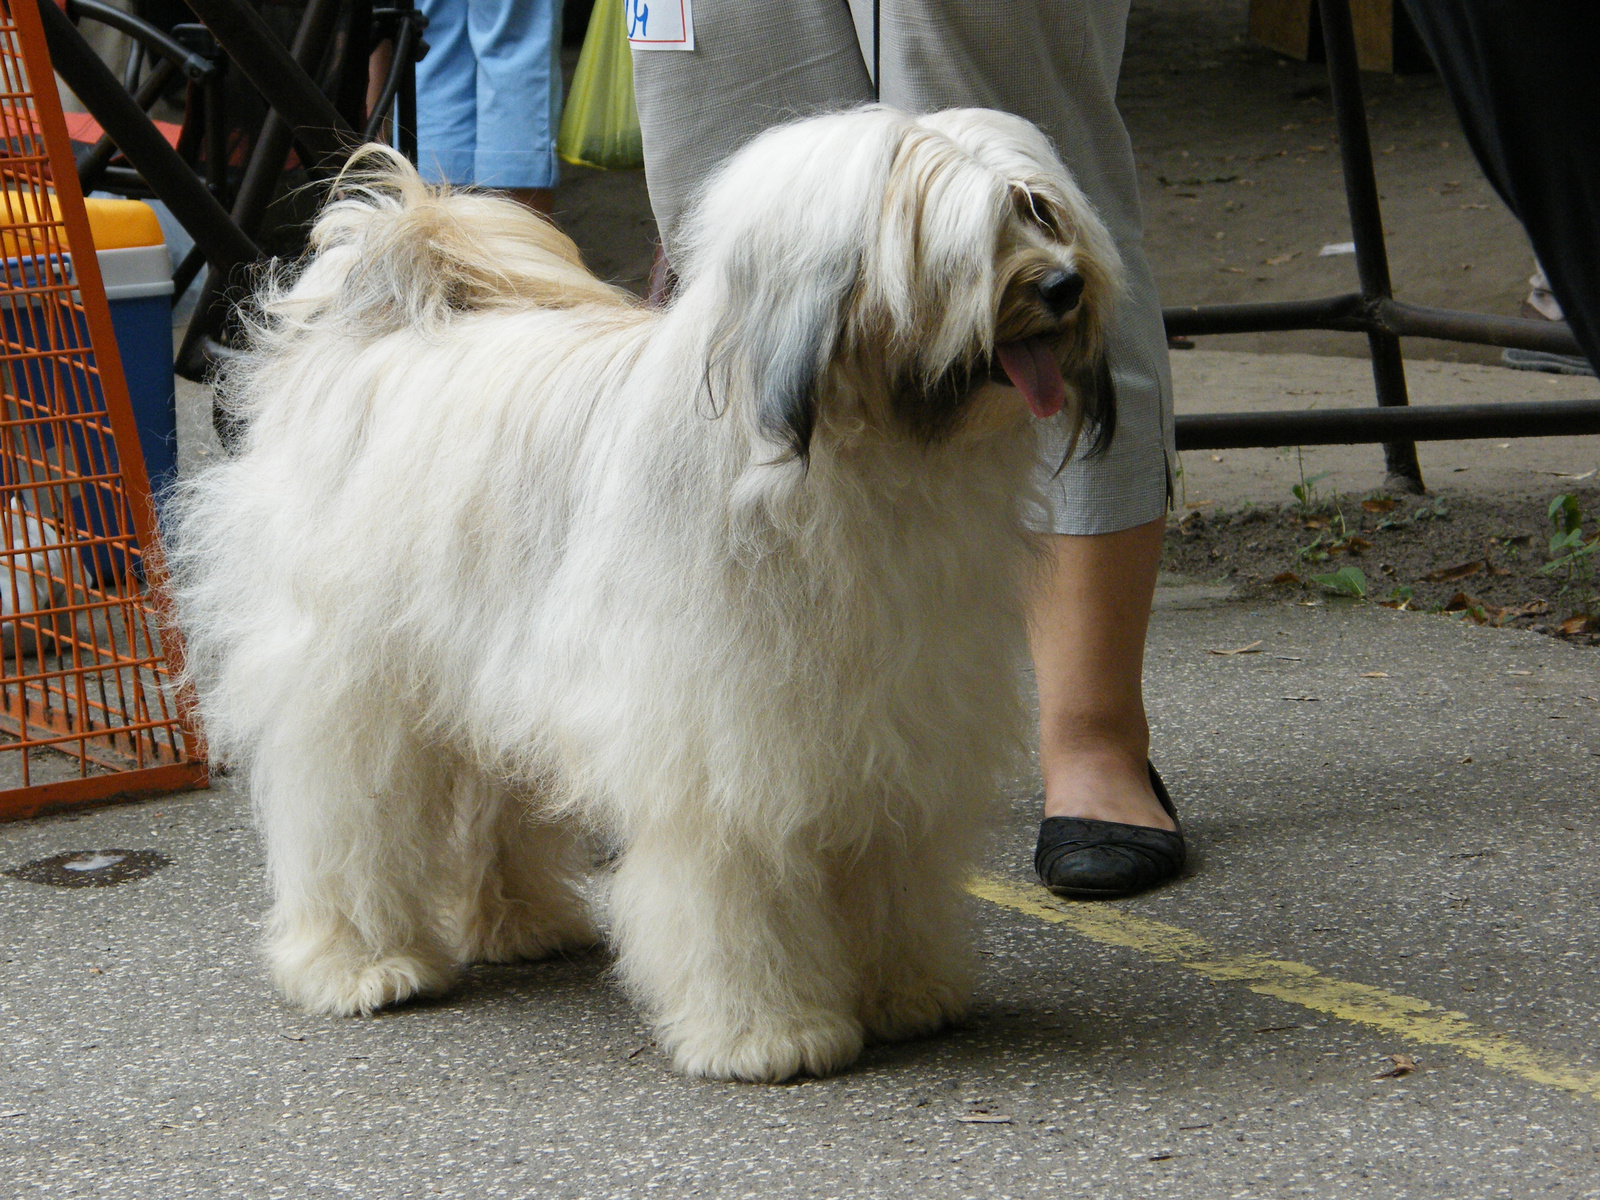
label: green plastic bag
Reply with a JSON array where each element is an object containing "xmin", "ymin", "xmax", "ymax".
[{"xmin": 558, "ymin": 0, "xmax": 644, "ymax": 169}]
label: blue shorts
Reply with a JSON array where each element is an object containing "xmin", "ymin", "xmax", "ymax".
[{"xmin": 416, "ymin": 0, "xmax": 563, "ymax": 189}]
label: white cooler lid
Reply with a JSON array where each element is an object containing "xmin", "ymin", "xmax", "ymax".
[{"xmin": 96, "ymin": 244, "xmax": 174, "ymax": 301}]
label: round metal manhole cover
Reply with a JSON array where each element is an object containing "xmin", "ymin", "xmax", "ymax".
[{"xmin": 4, "ymin": 849, "xmax": 170, "ymax": 888}]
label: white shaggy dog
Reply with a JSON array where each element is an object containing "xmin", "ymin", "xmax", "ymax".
[{"xmin": 168, "ymin": 106, "xmax": 1121, "ymax": 1082}]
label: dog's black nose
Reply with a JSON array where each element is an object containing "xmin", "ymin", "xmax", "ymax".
[{"xmin": 1038, "ymin": 269, "xmax": 1085, "ymax": 316}]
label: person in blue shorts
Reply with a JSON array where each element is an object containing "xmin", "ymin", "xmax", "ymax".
[{"xmin": 415, "ymin": 0, "xmax": 563, "ymax": 214}]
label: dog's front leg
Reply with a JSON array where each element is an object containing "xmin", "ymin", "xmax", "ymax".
[
  {"xmin": 609, "ymin": 831, "xmax": 864, "ymax": 1082},
  {"xmin": 840, "ymin": 826, "xmax": 976, "ymax": 1044}
]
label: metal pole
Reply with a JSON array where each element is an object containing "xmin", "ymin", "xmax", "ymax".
[
  {"xmin": 398, "ymin": 11, "xmax": 418, "ymax": 162},
  {"xmin": 74, "ymin": 56, "xmax": 177, "ymax": 192},
  {"xmin": 1318, "ymin": 0, "xmax": 1425, "ymax": 493},
  {"xmin": 1163, "ymin": 293, "xmax": 1585, "ymax": 357},
  {"xmin": 1176, "ymin": 398, "xmax": 1600, "ymax": 451}
]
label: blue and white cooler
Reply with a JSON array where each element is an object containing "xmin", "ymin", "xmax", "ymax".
[{"xmin": 1, "ymin": 195, "xmax": 176, "ymax": 585}]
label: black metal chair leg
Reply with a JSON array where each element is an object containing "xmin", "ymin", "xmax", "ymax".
[
  {"xmin": 1317, "ymin": 0, "xmax": 1425, "ymax": 493},
  {"xmin": 179, "ymin": 0, "xmax": 355, "ymax": 175},
  {"xmin": 176, "ymin": 0, "xmax": 348, "ymax": 388}
]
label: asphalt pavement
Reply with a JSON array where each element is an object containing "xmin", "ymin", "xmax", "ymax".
[{"xmin": 4, "ymin": 577, "xmax": 1598, "ymax": 1199}]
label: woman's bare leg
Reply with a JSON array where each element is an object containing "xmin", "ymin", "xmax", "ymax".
[{"xmin": 1030, "ymin": 517, "xmax": 1174, "ymax": 831}]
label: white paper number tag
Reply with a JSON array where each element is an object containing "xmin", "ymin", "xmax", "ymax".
[{"xmin": 626, "ymin": 0, "xmax": 695, "ymax": 51}]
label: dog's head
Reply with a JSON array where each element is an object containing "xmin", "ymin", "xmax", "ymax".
[{"xmin": 676, "ymin": 106, "xmax": 1121, "ymax": 466}]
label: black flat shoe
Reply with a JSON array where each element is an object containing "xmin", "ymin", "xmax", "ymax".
[{"xmin": 1034, "ymin": 762, "xmax": 1186, "ymax": 900}]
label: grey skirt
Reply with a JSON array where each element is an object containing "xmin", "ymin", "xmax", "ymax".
[{"xmin": 632, "ymin": 0, "xmax": 1173, "ymax": 535}]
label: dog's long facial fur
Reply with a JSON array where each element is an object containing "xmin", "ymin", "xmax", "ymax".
[{"xmin": 682, "ymin": 107, "xmax": 1121, "ymax": 467}]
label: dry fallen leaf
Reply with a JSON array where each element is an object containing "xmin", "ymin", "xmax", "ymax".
[
  {"xmin": 1360, "ymin": 671, "xmax": 1389, "ymax": 678},
  {"xmin": 1302, "ymin": 516, "xmax": 1330, "ymax": 530},
  {"xmin": 1360, "ymin": 498, "xmax": 1398, "ymax": 513},
  {"xmin": 1507, "ymin": 669, "xmax": 1533, "ymax": 676},
  {"xmin": 1271, "ymin": 571, "xmax": 1302, "ymax": 586},
  {"xmin": 1559, "ymin": 615, "xmax": 1598, "ymax": 636},
  {"xmin": 1264, "ymin": 251, "xmax": 1299, "ymax": 266},
  {"xmin": 1206, "ymin": 640, "xmax": 1263, "ymax": 656},
  {"xmin": 1530, "ymin": 467, "xmax": 1598, "ymax": 480},
  {"xmin": 1373, "ymin": 1053, "xmax": 1420, "ymax": 1079},
  {"xmin": 958, "ymin": 1114, "xmax": 1014, "ymax": 1124},
  {"xmin": 1424, "ymin": 560, "xmax": 1485, "ymax": 583},
  {"xmin": 1489, "ymin": 600, "xmax": 1549, "ymax": 623}
]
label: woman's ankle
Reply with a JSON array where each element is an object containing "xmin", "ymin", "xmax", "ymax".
[{"xmin": 1039, "ymin": 744, "xmax": 1173, "ymax": 830}]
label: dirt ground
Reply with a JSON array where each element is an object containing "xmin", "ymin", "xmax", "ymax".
[
  {"xmin": 1163, "ymin": 487, "xmax": 1600, "ymax": 636},
  {"xmin": 1162, "ymin": 352, "xmax": 1600, "ymax": 646}
]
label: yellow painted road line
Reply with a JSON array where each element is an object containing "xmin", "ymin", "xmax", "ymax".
[{"xmin": 968, "ymin": 874, "xmax": 1600, "ymax": 1101}]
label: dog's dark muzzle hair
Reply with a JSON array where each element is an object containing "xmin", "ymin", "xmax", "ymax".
[{"xmin": 1074, "ymin": 353, "xmax": 1117, "ymax": 459}]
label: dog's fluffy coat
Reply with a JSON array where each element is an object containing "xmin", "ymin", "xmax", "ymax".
[{"xmin": 169, "ymin": 107, "xmax": 1120, "ymax": 1082}]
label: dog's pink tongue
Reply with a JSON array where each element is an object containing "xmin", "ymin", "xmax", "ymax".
[{"xmin": 996, "ymin": 337, "xmax": 1067, "ymax": 418}]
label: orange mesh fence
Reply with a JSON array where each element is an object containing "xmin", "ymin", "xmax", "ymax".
[{"xmin": 0, "ymin": 0, "xmax": 205, "ymax": 820}]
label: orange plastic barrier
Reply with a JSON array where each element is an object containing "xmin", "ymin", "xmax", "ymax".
[{"xmin": 0, "ymin": 0, "xmax": 205, "ymax": 820}]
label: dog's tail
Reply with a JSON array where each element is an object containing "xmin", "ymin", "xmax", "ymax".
[{"xmin": 256, "ymin": 143, "xmax": 630, "ymax": 342}]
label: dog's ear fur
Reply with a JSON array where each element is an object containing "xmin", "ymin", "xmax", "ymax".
[
  {"xmin": 1073, "ymin": 353, "xmax": 1118, "ymax": 458},
  {"xmin": 1055, "ymin": 353, "xmax": 1117, "ymax": 471},
  {"xmin": 713, "ymin": 253, "xmax": 860, "ymax": 465}
]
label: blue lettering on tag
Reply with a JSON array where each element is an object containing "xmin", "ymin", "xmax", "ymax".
[{"xmin": 627, "ymin": 0, "xmax": 648, "ymax": 37}]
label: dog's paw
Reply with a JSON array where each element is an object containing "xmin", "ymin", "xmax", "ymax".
[
  {"xmin": 270, "ymin": 940, "xmax": 457, "ymax": 1016},
  {"xmin": 667, "ymin": 1012, "xmax": 865, "ymax": 1083},
  {"xmin": 453, "ymin": 898, "xmax": 600, "ymax": 964},
  {"xmin": 860, "ymin": 975, "xmax": 971, "ymax": 1043}
]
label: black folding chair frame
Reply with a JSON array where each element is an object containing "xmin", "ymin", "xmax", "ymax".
[
  {"xmin": 1165, "ymin": 0, "xmax": 1600, "ymax": 491},
  {"xmin": 34, "ymin": 0, "xmax": 424, "ymax": 392}
]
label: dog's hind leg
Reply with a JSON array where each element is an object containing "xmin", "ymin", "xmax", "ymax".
[
  {"xmin": 610, "ymin": 831, "xmax": 865, "ymax": 1083},
  {"xmin": 448, "ymin": 774, "xmax": 598, "ymax": 964},
  {"xmin": 843, "ymin": 826, "xmax": 975, "ymax": 1044},
  {"xmin": 255, "ymin": 720, "xmax": 459, "ymax": 1017}
]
